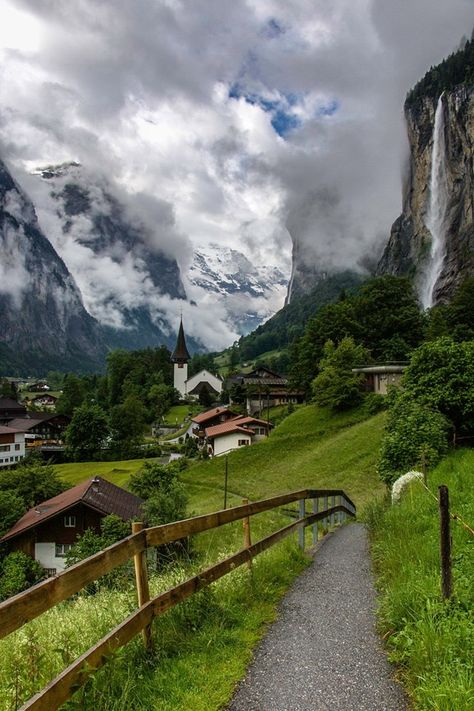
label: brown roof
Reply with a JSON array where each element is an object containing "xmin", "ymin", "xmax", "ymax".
[
  {"xmin": 0, "ymin": 477, "xmax": 143, "ymax": 543},
  {"xmin": 205, "ymin": 422, "xmax": 252, "ymax": 438},
  {"xmin": 192, "ymin": 407, "xmax": 234, "ymax": 425},
  {"xmin": 231, "ymin": 416, "xmax": 273, "ymax": 428},
  {"xmin": 0, "ymin": 425, "xmax": 24, "ymax": 434},
  {"xmin": 0, "ymin": 398, "xmax": 26, "ymax": 410}
]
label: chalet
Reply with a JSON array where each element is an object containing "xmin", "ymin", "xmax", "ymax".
[
  {"xmin": 229, "ymin": 367, "xmax": 304, "ymax": 415},
  {"xmin": 205, "ymin": 421, "xmax": 253, "ymax": 456},
  {"xmin": 204, "ymin": 415, "xmax": 273, "ymax": 456},
  {"xmin": 0, "ymin": 477, "xmax": 143, "ymax": 575},
  {"xmin": 29, "ymin": 394, "xmax": 58, "ymax": 409},
  {"xmin": 0, "ymin": 398, "xmax": 27, "ymax": 425},
  {"xmin": 351, "ymin": 363, "xmax": 408, "ymax": 395},
  {"xmin": 28, "ymin": 382, "xmax": 50, "ymax": 392},
  {"xmin": 191, "ymin": 406, "xmax": 237, "ymax": 438},
  {"xmin": 231, "ymin": 415, "xmax": 273, "ymax": 440},
  {"xmin": 0, "ymin": 425, "xmax": 26, "ymax": 468},
  {"xmin": 6, "ymin": 413, "xmax": 71, "ymax": 444}
]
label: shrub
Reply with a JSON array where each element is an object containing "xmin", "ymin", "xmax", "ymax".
[
  {"xmin": 311, "ymin": 337, "xmax": 369, "ymax": 411},
  {"xmin": 378, "ymin": 394, "xmax": 450, "ymax": 484},
  {"xmin": 0, "ymin": 552, "xmax": 45, "ymax": 601}
]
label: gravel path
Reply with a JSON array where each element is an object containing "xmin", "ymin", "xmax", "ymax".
[{"xmin": 228, "ymin": 523, "xmax": 408, "ymax": 711}]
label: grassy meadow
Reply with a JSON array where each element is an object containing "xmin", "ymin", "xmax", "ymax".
[
  {"xmin": 0, "ymin": 402, "xmax": 388, "ymax": 710},
  {"xmin": 367, "ymin": 449, "xmax": 474, "ymax": 710}
]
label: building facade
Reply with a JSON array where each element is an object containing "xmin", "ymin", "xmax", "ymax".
[{"xmin": 0, "ymin": 426, "xmax": 26, "ymax": 468}]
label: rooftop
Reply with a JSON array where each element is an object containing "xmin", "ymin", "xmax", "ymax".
[
  {"xmin": 0, "ymin": 477, "xmax": 143, "ymax": 543},
  {"xmin": 205, "ymin": 421, "xmax": 252, "ymax": 438}
]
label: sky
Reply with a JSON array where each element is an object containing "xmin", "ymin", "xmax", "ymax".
[{"xmin": 0, "ymin": 0, "xmax": 473, "ymax": 349}]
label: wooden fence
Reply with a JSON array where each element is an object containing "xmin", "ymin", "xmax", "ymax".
[{"xmin": 0, "ymin": 488, "xmax": 356, "ymax": 711}]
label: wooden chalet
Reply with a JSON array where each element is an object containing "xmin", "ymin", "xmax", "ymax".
[
  {"xmin": 229, "ymin": 367, "xmax": 304, "ymax": 415},
  {"xmin": 0, "ymin": 397, "xmax": 27, "ymax": 425},
  {"xmin": 7, "ymin": 413, "xmax": 70, "ymax": 444},
  {"xmin": 191, "ymin": 406, "xmax": 237, "ymax": 438},
  {"xmin": 0, "ymin": 477, "xmax": 143, "ymax": 575}
]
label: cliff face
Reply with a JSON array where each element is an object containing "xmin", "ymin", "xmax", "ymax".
[
  {"xmin": 378, "ymin": 86, "xmax": 474, "ymax": 304},
  {"xmin": 0, "ymin": 160, "xmax": 105, "ymax": 374}
]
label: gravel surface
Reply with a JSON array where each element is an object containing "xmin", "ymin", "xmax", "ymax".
[{"xmin": 228, "ymin": 523, "xmax": 408, "ymax": 711}]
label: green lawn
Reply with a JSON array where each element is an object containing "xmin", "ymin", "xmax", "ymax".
[
  {"xmin": 182, "ymin": 403, "xmax": 387, "ymax": 513},
  {"xmin": 54, "ymin": 458, "xmax": 161, "ymax": 489},
  {"xmin": 54, "ymin": 404, "xmax": 386, "ymax": 515},
  {"xmin": 7, "ymin": 402, "xmax": 389, "ymax": 711},
  {"xmin": 162, "ymin": 404, "xmax": 199, "ymax": 426}
]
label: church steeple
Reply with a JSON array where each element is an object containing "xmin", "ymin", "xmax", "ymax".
[{"xmin": 171, "ymin": 318, "xmax": 190, "ymax": 363}]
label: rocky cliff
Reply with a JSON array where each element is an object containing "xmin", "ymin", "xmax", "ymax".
[
  {"xmin": 0, "ymin": 160, "xmax": 105, "ymax": 374},
  {"xmin": 379, "ymin": 53, "xmax": 474, "ymax": 305},
  {"xmin": 34, "ymin": 163, "xmax": 187, "ymax": 351}
]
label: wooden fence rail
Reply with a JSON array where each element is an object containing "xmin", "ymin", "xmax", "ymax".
[{"xmin": 0, "ymin": 488, "xmax": 356, "ymax": 711}]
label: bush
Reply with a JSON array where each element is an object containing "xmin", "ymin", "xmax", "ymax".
[
  {"xmin": 0, "ymin": 552, "xmax": 45, "ymax": 601},
  {"xmin": 311, "ymin": 337, "xmax": 369, "ymax": 411},
  {"xmin": 378, "ymin": 393, "xmax": 450, "ymax": 484},
  {"xmin": 363, "ymin": 392, "xmax": 387, "ymax": 416}
]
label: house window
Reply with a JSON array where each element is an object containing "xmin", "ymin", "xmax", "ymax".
[
  {"xmin": 238, "ymin": 439, "xmax": 249, "ymax": 446},
  {"xmin": 0, "ymin": 445, "xmax": 10, "ymax": 452},
  {"xmin": 55, "ymin": 543, "xmax": 73, "ymax": 557},
  {"xmin": 14, "ymin": 444, "xmax": 20, "ymax": 451},
  {"xmin": 44, "ymin": 568, "xmax": 57, "ymax": 577},
  {"xmin": 64, "ymin": 515, "xmax": 76, "ymax": 527}
]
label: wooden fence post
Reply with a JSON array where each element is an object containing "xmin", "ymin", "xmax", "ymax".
[
  {"xmin": 438, "ymin": 485, "xmax": 452, "ymax": 600},
  {"xmin": 330, "ymin": 495, "xmax": 336, "ymax": 527},
  {"xmin": 312, "ymin": 498, "xmax": 319, "ymax": 545},
  {"xmin": 323, "ymin": 494, "xmax": 328, "ymax": 531},
  {"xmin": 298, "ymin": 499, "xmax": 305, "ymax": 550},
  {"xmin": 242, "ymin": 498, "xmax": 252, "ymax": 569},
  {"xmin": 132, "ymin": 522, "xmax": 153, "ymax": 649}
]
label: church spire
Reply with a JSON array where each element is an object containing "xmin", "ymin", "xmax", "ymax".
[{"xmin": 171, "ymin": 318, "xmax": 190, "ymax": 363}]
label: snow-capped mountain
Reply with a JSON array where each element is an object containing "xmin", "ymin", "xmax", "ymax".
[
  {"xmin": 187, "ymin": 245, "xmax": 289, "ymax": 335},
  {"xmin": 0, "ymin": 159, "xmax": 105, "ymax": 374},
  {"xmin": 30, "ymin": 162, "xmax": 189, "ymax": 351}
]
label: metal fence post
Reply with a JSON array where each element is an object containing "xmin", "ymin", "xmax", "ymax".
[
  {"xmin": 312, "ymin": 498, "xmax": 319, "ymax": 545},
  {"xmin": 298, "ymin": 499, "xmax": 305, "ymax": 550}
]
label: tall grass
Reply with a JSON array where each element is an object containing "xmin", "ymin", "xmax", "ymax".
[
  {"xmin": 367, "ymin": 450, "xmax": 474, "ymax": 710},
  {"xmin": 0, "ymin": 539, "xmax": 307, "ymax": 711}
]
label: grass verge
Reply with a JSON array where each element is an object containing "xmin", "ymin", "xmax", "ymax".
[
  {"xmin": 0, "ymin": 539, "xmax": 308, "ymax": 710},
  {"xmin": 366, "ymin": 449, "xmax": 474, "ymax": 710}
]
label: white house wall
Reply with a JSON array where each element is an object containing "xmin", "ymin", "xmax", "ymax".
[
  {"xmin": 185, "ymin": 369, "xmax": 223, "ymax": 396},
  {"xmin": 34, "ymin": 542, "xmax": 68, "ymax": 573},
  {"xmin": 212, "ymin": 431, "xmax": 252, "ymax": 456},
  {"xmin": 0, "ymin": 432, "xmax": 26, "ymax": 468}
]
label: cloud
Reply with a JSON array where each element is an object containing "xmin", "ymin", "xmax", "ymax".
[{"xmin": 0, "ymin": 0, "xmax": 473, "ymax": 349}]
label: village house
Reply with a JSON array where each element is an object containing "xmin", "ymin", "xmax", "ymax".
[
  {"xmin": 204, "ymin": 414, "xmax": 273, "ymax": 456},
  {"xmin": 190, "ymin": 406, "xmax": 237, "ymax": 438},
  {"xmin": 228, "ymin": 367, "xmax": 304, "ymax": 415},
  {"xmin": 29, "ymin": 394, "xmax": 58, "ymax": 410},
  {"xmin": 205, "ymin": 421, "xmax": 253, "ymax": 456},
  {"xmin": 6, "ymin": 413, "xmax": 71, "ymax": 445},
  {"xmin": 351, "ymin": 363, "xmax": 408, "ymax": 395},
  {"xmin": 0, "ymin": 425, "xmax": 26, "ymax": 468},
  {"xmin": 0, "ymin": 477, "xmax": 143, "ymax": 575},
  {"xmin": 0, "ymin": 397, "xmax": 27, "ymax": 425}
]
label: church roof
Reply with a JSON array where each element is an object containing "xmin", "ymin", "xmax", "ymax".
[{"xmin": 171, "ymin": 319, "xmax": 190, "ymax": 363}]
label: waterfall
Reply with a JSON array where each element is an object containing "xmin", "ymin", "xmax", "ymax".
[{"xmin": 420, "ymin": 94, "xmax": 448, "ymax": 309}]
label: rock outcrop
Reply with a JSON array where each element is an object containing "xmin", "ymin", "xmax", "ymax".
[{"xmin": 379, "ymin": 85, "xmax": 474, "ymax": 304}]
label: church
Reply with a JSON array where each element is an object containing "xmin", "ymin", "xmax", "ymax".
[{"xmin": 171, "ymin": 319, "xmax": 223, "ymax": 400}]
